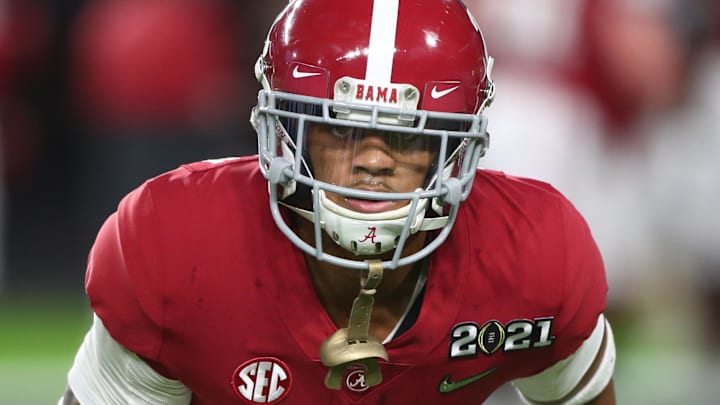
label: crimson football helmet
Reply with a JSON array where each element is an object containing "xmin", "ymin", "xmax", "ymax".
[{"xmin": 253, "ymin": 0, "xmax": 494, "ymax": 270}]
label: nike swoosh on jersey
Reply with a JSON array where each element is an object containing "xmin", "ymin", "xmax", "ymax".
[
  {"xmin": 292, "ymin": 66, "xmax": 322, "ymax": 79},
  {"xmin": 430, "ymin": 85, "xmax": 460, "ymax": 99},
  {"xmin": 438, "ymin": 367, "xmax": 496, "ymax": 394}
]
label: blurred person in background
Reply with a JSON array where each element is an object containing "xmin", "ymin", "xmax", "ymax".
[
  {"xmin": 3, "ymin": 0, "xmax": 287, "ymax": 292},
  {"xmin": 0, "ymin": 128, "xmax": 3, "ymax": 293},
  {"xmin": 67, "ymin": 0, "xmax": 256, "ymax": 255},
  {"xmin": 0, "ymin": 119, "xmax": 4, "ymax": 293},
  {"xmin": 468, "ymin": 0, "xmax": 719, "ymax": 402},
  {"xmin": 577, "ymin": 4, "xmax": 720, "ymax": 400},
  {"xmin": 0, "ymin": 0, "xmax": 53, "ymax": 292},
  {"xmin": 59, "ymin": 0, "xmax": 617, "ymax": 403},
  {"xmin": 579, "ymin": 1, "xmax": 720, "ymax": 398},
  {"xmin": 0, "ymin": 0, "xmax": 288, "ymax": 294},
  {"xmin": 638, "ymin": 0, "xmax": 720, "ymax": 353}
]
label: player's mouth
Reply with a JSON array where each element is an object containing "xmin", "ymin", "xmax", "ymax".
[{"xmin": 344, "ymin": 198, "xmax": 398, "ymax": 213}]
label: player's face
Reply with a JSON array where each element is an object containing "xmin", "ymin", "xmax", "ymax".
[{"xmin": 307, "ymin": 123, "xmax": 437, "ymax": 213}]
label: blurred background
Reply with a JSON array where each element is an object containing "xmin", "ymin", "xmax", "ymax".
[{"xmin": 0, "ymin": 0, "xmax": 718, "ymax": 403}]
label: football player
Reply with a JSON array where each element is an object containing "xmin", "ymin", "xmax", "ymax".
[{"xmin": 60, "ymin": 0, "xmax": 616, "ymax": 404}]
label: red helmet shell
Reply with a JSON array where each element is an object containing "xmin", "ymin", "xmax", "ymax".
[{"xmin": 261, "ymin": 0, "xmax": 490, "ymax": 115}]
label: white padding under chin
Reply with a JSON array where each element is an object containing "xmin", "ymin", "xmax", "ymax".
[
  {"xmin": 513, "ymin": 314, "xmax": 616, "ymax": 404},
  {"xmin": 66, "ymin": 314, "xmax": 191, "ymax": 405}
]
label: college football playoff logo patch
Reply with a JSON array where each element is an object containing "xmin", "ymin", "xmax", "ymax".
[
  {"xmin": 232, "ymin": 357, "xmax": 292, "ymax": 404},
  {"xmin": 478, "ymin": 320, "xmax": 506, "ymax": 355}
]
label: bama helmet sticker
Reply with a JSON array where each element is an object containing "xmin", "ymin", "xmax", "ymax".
[{"xmin": 232, "ymin": 357, "xmax": 292, "ymax": 404}]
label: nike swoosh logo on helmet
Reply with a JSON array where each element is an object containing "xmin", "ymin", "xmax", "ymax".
[
  {"xmin": 438, "ymin": 367, "xmax": 496, "ymax": 394},
  {"xmin": 292, "ymin": 65, "xmax": 322, "ymax": 79},
  {"xmin": 430, "ymin": 85, "xmax": 460, "ymax": 99}
]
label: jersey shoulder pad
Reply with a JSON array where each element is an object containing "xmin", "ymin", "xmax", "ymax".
[{"xmin": 86, "ymin": 182, "xmax": 164, "ymax": 361}]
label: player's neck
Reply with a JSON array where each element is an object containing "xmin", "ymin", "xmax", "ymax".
[
  {"xmin": 301, "ymin": 231, "xmax": 428, "ymax": 341},
  {"xmin": 306, "ymin": 257, "xmax": 422, "ymax": 341}
]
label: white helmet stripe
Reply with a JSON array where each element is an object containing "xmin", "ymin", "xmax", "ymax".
[{"xmin": 365, "ymin": 0, "xmax": 400, "ymax": 83}]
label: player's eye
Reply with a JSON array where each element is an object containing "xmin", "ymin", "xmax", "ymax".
[
  {"xmin": 389, "ymin": 132, "xmax": 419, "ymax": 143},
  {"xmin": 330, "ymin": 125, "xmax": 355, "ymax": 138},
  {"xmin": 326, "ymin": 125, "xmax": 423, "ymax": 148}
]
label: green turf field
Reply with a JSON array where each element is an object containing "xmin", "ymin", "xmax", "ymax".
[{"xmin": 0, "ymin": 293, "xmax": 91, "ymax": 405}]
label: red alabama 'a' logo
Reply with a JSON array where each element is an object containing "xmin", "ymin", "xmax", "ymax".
[{"xmin": 359, "ymin": 227, "xmax": 377, "ymax": 243}]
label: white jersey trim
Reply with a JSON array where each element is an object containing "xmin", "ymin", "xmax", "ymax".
[
  {"xmin": 512, "ymin": 313, "xmax": 616, "ymax": 404},
  {"xmin": 66, "ymin": 314, "xmax": 191, "ymax": 404},
  {"xmin": 382, "ymin": 260, "xmax": 429, "ymax": 344}
]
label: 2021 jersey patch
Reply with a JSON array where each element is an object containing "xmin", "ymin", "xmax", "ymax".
[{"xmin": 449, "ymin": 318, "xmax": 555, "ymax": 358}]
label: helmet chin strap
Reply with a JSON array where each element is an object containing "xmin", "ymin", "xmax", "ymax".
[
  {"xmin": 320, "ymin": 260, "xmax": 387, "ymax": 389},
  {"xmin": 283, "ymin": 190, "xmax": 448, "ymax": 256}
]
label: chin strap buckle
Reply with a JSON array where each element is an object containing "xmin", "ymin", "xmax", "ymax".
[{"xmin": 319, "ymin": 260, "xmax": 388, "ymax": 389}]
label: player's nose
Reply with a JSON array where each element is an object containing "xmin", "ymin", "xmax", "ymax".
[{"xmin": 351, "ymin": 132, "xmax": 396, "ymax": 177}]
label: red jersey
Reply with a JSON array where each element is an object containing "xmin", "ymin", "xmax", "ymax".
[{"xmin": 85, "ymin": 156, "xmax": 607, "ymax": 404}]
